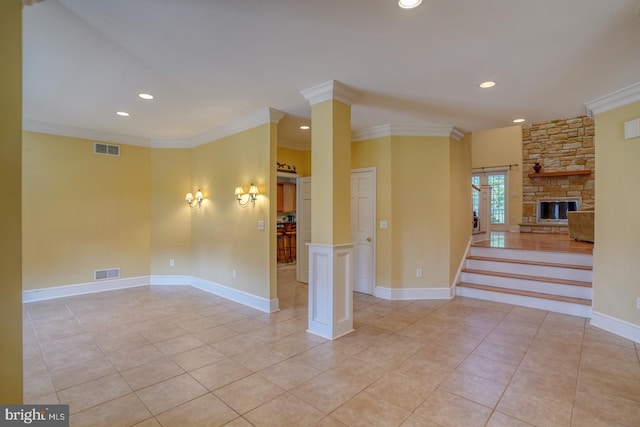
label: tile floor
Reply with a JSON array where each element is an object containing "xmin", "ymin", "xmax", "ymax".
[{"xmin": 23, "ymin": 264, "xmax": 640, "ymax": 426}]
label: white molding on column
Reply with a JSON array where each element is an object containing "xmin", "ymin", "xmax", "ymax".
[
  {"xmin": 300, "ymin": 80, "xmax": 360, "ymax": 106},
  {"xmin": 590, "ymin": 311, "xmax": 640, "ymax": 344},
  {"xmin": 374, "ymin": 285, "xmax": 454, "ymax": 300},
  {"xmin": 307, "ymin": 243, "xmax": 355, "ymax": 340},
  {"xmin": 450, "ymin": 126, "xmax": 467, "ymax": 141},
  {"xmin": 23, "ymin": 276, "xmax": 150, "ymax": 303},
  {"xmin": 585, "ymin": 81, "xmax": 640, "ymax": 118}
]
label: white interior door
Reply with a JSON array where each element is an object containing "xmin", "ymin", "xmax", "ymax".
[
  {"xmin": 296, "ymin": 177, "xmax": 312, "ymax": 283},
  {"xmin": 351, "ymin": 169, "xmax": 375, "ymax": 295}
]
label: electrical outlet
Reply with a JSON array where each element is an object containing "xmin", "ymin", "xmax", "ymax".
[
  {"xmin": 232, "ymin": 269, "xmax": 237, "ymax": 279},
  {"xmin": 637, "ymin": 297, "xmax": 640, "ymax": 310},
  {"xmin": 169, "ymin": 259, "xmax": 175, "ymax": 267},
  {"xmin": 416, "ymin": 268, "xmax": 423, "ymax": 278}
]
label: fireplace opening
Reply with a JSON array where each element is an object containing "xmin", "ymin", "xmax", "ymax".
[{"xmin": 537, "ymin": 198, "xmax": 580, "ymax": 224}]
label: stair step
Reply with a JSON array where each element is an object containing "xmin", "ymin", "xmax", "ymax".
[
  {"xmin": 466, "ymin": 256, "xmax": 592, "ymax": 271},
  {"xmin": 461, "ymin": 269, "xmax": 592, "ymax": 288},
  {"xmin": 457, "ymin": 283, "xmax": 592, "ymax": 306}
]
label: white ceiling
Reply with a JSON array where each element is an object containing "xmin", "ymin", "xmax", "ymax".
[{"xmin": 22, "ymin": 0, "xmax": 640, "ymax": 148}]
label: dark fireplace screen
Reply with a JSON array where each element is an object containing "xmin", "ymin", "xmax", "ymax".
[{"xmin": 537, "ymin": 199, "xmax": 579, "ymax": 223}]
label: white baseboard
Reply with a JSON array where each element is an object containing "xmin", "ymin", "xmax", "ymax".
[
  {"xmin": 191, "ymin": 276, "xmax": 279, "ymax": 313},
  {"xmin": 375, "ymin": 285, "xmax": 454, "ymax": 300},
  {"xmin": 23, "ymin": 274, "xmax": 280, "ymax": 313},
  {"xmin": 149, "ymin": 275, "xmax": 192, "ymax": 286},
  {"xmin": 590, "ymin": 311, "xmax": 640, "ymax": 344},
  {"xmin": 23, "ymin": 276, "xmax": 150, "ymax": 303}
]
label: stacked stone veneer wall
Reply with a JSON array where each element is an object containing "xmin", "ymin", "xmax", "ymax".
[{"xmin": 521, "ymin": 116, "xmax": 595, "ymax": 233}]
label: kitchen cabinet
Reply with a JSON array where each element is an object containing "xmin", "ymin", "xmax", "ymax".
[{"xmin": 277, "ymin": 182, "xmax": 296, "ymax": 213}]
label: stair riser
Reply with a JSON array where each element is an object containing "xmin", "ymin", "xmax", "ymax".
[
  {"xmin": 469, "ymin": 247, "xmax": 593, "ymax": 267},
  {"xmin": 465, "ymin": 259, "xmax": 592, "ymax": 282},
  {"xmin": 455, "ymin": 286, "xmax": 592, "ymax": 318},
  {"xmin": 460, "ymin": 272, "xmax": 592, "ymax": 300}
]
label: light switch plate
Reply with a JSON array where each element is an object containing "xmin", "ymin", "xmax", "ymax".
[
  {"xmin": 257, "ymin": 220, "xmax": 265, "ymax": 231},
  {"xmin": 380, "ymin": 220, "xmax": 388, "ymax": 229}
]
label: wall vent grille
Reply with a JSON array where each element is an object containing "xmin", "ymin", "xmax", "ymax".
[
  {"xmin": 94, "ymin": 268, "xmax": 120, "ymax": 281},
  {"xmin": 94, "ymin": 142, "xmax": 120, "ymax": 156}
]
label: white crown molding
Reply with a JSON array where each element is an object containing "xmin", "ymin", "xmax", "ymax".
[
  {"xmin": 23, "ymin": 119, "xmax": 150, "ymax": 147},
  {"xmin": 278, "ymin": 137, "xmax": 311, "ymax": 151},
  {"xmin": 300, "ymin": 80, "xmax": 360, "ymax": 106},
  {"xmin": 351, "ymin": 124, "xmax": 456, "ymax": 141},
  {"xmin": 585, "ymin": 81, "xmax": 640, "ymax": 119},
  {"xmin": 149, "ymin": 139, "xmax": 192, "ymax": 149},
  {"xmin": 189, "ymin": 107, "xmax": 285, "ymax": 147},
  {"xmin": 22, "ymin": 0, "xmax": 45, "ymax": 6}
]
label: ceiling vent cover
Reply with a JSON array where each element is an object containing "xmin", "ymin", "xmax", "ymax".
[
  {"xmin": 94, "ymin": 142, "xmax": 120, "ymax": 157},
  {"xmin": 94, "ymin": 268, "xmax": 120, "ymax": 281}
]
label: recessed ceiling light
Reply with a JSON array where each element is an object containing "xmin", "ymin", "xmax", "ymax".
[
  {"xmin": 398, "ymin": 0, "xmax": 422, "ymax": 9},
  {"xmin": 116, "ymin": 111, "xmax": 130, "ymax": 117},
  {"xmin": 479, "ymin": 81, "xmax": 496, "ymax": 89},
  {"xmin": 138, "ymin": 93, "xmax": 154, "ymax": 100},
  {"xmin": 513, "ymin": 118, "xmax": 526, "ymax": 123},
  {"xmin": 299, "ymin": 125, "xmax": 310, "ymax": 130}
]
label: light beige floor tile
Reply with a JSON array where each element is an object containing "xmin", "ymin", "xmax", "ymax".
[
  {"xmin": 57, "ymin": 373, "xmax": 132, "ymax": 414},
  {"xmin": 365, "ymin": 371, "xmax": 440, "ymax": 412},
  {"xmin": 508, "ymin": 366, "xmax": 577, "ymax": 405},
  {"xmin": 497, "ymin": 386, "xmax": 573, "ymax": 427},
  {"xmin": 190, "ymin": 358, "xmax": 252, "ymax": 391},
  {"xmin": 232, "ymin": 343, "xmax": 287, "ymax": 371},
  {"xmin": 155, "ymin": 393, "xmax": 239, "ymax": 427},
  {"xmin": 136, "ymin": 324, "xmax": 189, "ymax": 344},
  {"xmin": 258, "ymin": 358, "xmax": 322, "ymax": 390},
  {"xmin": 49, "ymin": 356, "xmax": 116, "ymax": 391},
  {"xmin": 211, "ymin": 334, "xmax": 261, "ymax": 357},
  {"xmin": 69, "ymin": 393, "xmax": 151, "ymax": 427},
  {"xmin": 290, "ymin": 372, "xmax": 363, "ymax": 413},
  {"xmin": 171, "ymin": 344, "xmax": 226, "ymax": 371},
  {"xmin": 120, "ymin": 357, "xmax": 184, "ymax": 390},
  {"xmin": 266, "ymin": 332, "xmax": 322, "ymax": 358},
  {"xmin": 176, "ymin": 317, "xmax": 222, "ymax": 333},
  {"xmin": 193, "ymin": 325, "xmax": 239, "ymax": 344},
  {"xmin": 222, "ymin": 417, "xmax": 253, "ymax": 427},
  {"xmin": 23, "ymin": 374, "xmax": 56, "ymax": 402},
  {"xmin": 108, "ymin": 344, "xmax": 165, "ymax": 371},
  {"xmin": 226, "ymin": 317, "xmax": 269, "ymax": 334},
  {"xmin": 414, "ymin": 389, "xmax": 492, "ymax": 427},
  {"xmin": 399, "ymin": 413, "xmax": 441, "ymax": 427},
  {"xmin": 43, "ymin": 343, "xmax": 106, "ymax": 372},
  {"xmin": 214, "ymin": 373, "xmax": 285, "ymax": 415},
  {"xmin": 582, "ymin": 340, "xmax": 639, "ymax": 364},
  {"xmin": 131, "ymin": 417, "xmax": 161, "ymax": 427},
  {"xmin": 570, "ymin": 405, "xmax": 628, "ymax": 427},
  {"xmin": 313, "ymin": 415, "xmax": 349, "ymax": 426},
  {"xmin": 574, "ymin": 378, "xmax": 640, "ymax": 425},
  {"xmin": 485, "ymin": 411, "xmax": 533, "ymax": 427},
  {"xmin": 95, "ymin": 331, "xmax": 151, "ymax": 355},
  {"xmin": 472, "ymin": 340, "xmax": 527, "ymax": 367},
  {"xmin": 439, "ymin": 370, "xmax": 506, "ymax": 408},
  {"xmin": 135, "ymin": 373, "xmax": 208, "ymax": 415},
  {"xmin": 457, "ymin": 354, "xmax": 517, "ymax": 385},
  {"xmin": 331, "ymin": 391, "xmax": 411, "ymax": 427},
  {"xmin": 244, "ymin": 392, "xmax": 324, "ymax": 426},
  {"xmin": 154, "ymin": 334, "xmax": 206, "ymax": 356}
]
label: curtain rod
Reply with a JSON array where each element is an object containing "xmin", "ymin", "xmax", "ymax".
[{"xmin": 472, "ymin": 163, "xmax": 519, "ymax": 171}]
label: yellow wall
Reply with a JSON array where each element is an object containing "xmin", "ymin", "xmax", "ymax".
[
  {"xmin": 277, "ymin": 147, "xmax": 311, "ymax": 176},
  {"xmin": 22, "ymin": 132, "xmax": 151, "ymax": 290},
  {"xmin": 150, "ymin": 149, "xmax": 192, "ymax": 275},
  {"xmin": 352, "ymin": 136, "xmax": 392, "ymax": 287},
  {"xmin": 593, "ymin": 101, "xmax": 640, "ymax": 326},
  {"xmin": 471, "ymin": 125, "xmax": 523, "ymax": 229},
  {"xmin": 391, "ymin": 136, "xmax": 451, "ymax": 288},
  {"xmin": 0, "ymin": 0, "xmax": 23, "ymax": 404},
  {"xmin": 449, "ymin": 133, "xmax": 473, "ymax": 283},
  {"xmin": 191, "ymin": 124, "xmax": 273, "ymax": 299}
]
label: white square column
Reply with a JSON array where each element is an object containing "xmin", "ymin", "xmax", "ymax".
[{"xmin": 307, "ymin": 243, "xmax": 354, "ymax": 339}]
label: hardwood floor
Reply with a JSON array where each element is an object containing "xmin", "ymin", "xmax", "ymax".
[{"xmin": 473, "ymin": 231, "xmax": 594, "ymax": 255}]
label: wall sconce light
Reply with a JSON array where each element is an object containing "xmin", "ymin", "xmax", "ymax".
[
  {"xmin": 235, "ymin": 183, "xmax": 258, "ymax": 208},
  {"xmin": 186, "ymin": 190, "xmax": 203, "ymax": 207}
]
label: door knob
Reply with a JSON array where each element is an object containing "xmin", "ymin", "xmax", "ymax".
[{"xmin": 366, "ymin": 237, "xmax": 372, "ymax": 242}]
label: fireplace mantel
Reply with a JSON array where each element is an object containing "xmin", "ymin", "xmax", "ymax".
[{"xmin": 527, "ymin": 169, "xmax": 592, "ymax": 178}]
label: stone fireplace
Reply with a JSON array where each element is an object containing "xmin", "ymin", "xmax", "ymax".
[{"xmin": 521, "ymin": 116, "xmax": 595, "ymax": 233}]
